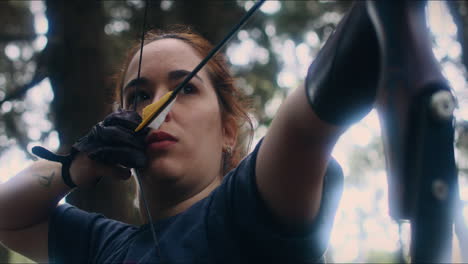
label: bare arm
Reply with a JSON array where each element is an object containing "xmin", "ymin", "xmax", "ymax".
[
  {"xmin": 0, "ymin": 153, "xmax": 127, "ymax": 262},
  {"xmin": 256, "ymin": 85, "xmax": 344, "ymax": 225},
  {"xmin": 255, "ymin": 2, "xmax": 379, "ymax": 226},
  {"xmin": 0, "ymin": 160, "xmax": 69, "ymax": 262},
  {"xmin": 0, "ymin": 160, "xmax": 70, "ymax": 230}
]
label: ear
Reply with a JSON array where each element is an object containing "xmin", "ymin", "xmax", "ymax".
[{"xmin": 222, "ymin": 117, "xmax": 237, "ymax": 149}]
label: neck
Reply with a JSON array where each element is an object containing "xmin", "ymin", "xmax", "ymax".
[{"xmin": 138, "ymin": 175, "xmax": 221, "ymax": 223}]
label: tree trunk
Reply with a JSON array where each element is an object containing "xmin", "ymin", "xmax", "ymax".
[{"xmin": 45, "ymin": 0, "xmax": 140, "ymax": 224}]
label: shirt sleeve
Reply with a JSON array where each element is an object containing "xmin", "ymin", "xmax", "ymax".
[
  {"xmin": 48, "ymin": 203, "xmax": 137, "ymax": 264},
  {"xmin": 208, "ymin": 140, "xmax": 344, "ymax": 263}
]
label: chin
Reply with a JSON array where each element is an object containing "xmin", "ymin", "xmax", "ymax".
[{"xmin": 140, "ymin": 158, "xmax": 182, "ymax": 183}]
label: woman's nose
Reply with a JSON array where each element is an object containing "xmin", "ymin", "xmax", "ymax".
[
  {"xmin": 164, "ymin": 110, "xmax": 172, "ymax": 122},
  {"xmin": 152, "ymin": 91, "xmax": 173, "ymax": 123},
  {"xmin": 152, "ymin": 92, "xmax": 166, "ymax": 104}
]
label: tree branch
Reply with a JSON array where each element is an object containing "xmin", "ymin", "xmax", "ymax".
[
  {"xmin": 0, "ymin": 75, "xmax": 47, "ymax": 107},
  {"xmin": 0, "ymin": 48, "xmax": 49, "ymax": 107}
]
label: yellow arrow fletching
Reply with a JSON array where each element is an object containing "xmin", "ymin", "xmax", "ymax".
[{"xmin": 135, "ymin": 91, "xmax": 173, "ymax": 132}]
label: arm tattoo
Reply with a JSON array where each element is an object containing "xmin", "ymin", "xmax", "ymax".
[{"xmin": 36, "ymin": 171, "xmax": 55, "ymax": 188}]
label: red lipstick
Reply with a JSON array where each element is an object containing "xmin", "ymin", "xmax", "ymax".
[{"xmin": 146, "ymin": 131, "xmax": 178, "ymax": 151}]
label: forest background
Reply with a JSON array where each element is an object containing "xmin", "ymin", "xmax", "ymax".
[{"xmin": 1, "ymin": 0, "xmax": 468, "ymax": 263}]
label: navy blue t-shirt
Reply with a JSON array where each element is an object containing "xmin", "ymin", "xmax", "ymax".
[{"xmin": 49, "ymin": 142, "xmax": 343, "ymax": 263}]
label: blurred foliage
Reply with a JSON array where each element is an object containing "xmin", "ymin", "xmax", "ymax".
[
  {"xmin": 9, "ymin": 251, "xmax": 34, "ymax": 264},
  {"xmin": 0, "ymin": 0, "xmax": 352, "ymax": 159},
  {"xmin": 0, "ymin": 0, "xmax": 39, "ymax": 159},
  {"xmin": 365, "ymin": 250, "xmax": 400, "ymax": 263},
  {"xmin": 346, "ymin": 138, "xmax": 386, "ymax": 186}
]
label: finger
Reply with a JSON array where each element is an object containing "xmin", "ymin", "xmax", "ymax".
[
  {"xmin": 88, "ymin": 147, "xmax": 147, "ymax": 168},
  {"xmin": 73, "ymin": 128, "xmax": 146, "ymax": 156},
  {"xmin": 98, "ymin": 127, "xmax": 146, "ymax": 149},
  {"xmin": 84, "ymin": 158, "xmax": 132, "ymax": 181},
  {"xmin": 103, "ymin": 111, "xmax": 142, "ymax": 129}
]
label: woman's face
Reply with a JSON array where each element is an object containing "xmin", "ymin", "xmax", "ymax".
[{"xmin": 123, "ymin": 39, "xmax": 232, "ymax": 189}]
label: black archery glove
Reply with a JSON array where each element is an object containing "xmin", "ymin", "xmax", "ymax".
[
  {"xmin": 33, "ymin": 110, "xmax": 149, "ymax": 188},
  {"xmin": 72, "ymin": 110, "xmax": 150, "ymax": 168},
  {"xmin": 305, "ymin": 2, "xmax": 380, "ymax": 127}
]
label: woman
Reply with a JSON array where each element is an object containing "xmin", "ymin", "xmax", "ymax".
[{"xmin": 0, "ymin": 2, "xmax": 379, "ymax": 263}]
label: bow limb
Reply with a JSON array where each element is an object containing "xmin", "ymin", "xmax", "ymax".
[{"xmin": 368, "ymin": 1, "xmax": 458, "ymax": 262}]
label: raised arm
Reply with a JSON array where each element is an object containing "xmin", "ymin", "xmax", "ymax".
[{"xmin": 256, "ymin": 2, "xmax": 380, "ymax": 225}]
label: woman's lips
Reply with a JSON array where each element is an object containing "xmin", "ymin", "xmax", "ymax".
[
  {"xmin": 148, "ymin": 140, "xmax": 177, "ymax": 150},
  {"xmin": 146, "ymin": 131, "xmax": 178, "ymax": 151}
]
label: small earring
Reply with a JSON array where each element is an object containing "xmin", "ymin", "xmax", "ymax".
[
  {"xmin": 222, "ymin": 146, "xmax": 233, "ymax": 174},
  {"xmin": 224, "ymin": 146, "xmax": 233, "ymax": 156}
]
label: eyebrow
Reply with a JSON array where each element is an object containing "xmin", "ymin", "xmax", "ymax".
[
  {"xmin": 123, "ymin": 77, "xmax": 149, "ymax": 94},
  {"xmin": 168, "ymin": 70, "xmax": 204, "ymax": 83}
]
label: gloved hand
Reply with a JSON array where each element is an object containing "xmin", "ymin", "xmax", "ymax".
[
  {"xmin": 33, "ymin": 110, "xmax": 150, "ymax": 188},
  {"xmin": 72, "ymin": 110, "xmax": 150, "ymax": 168},
  {"xmin": 305, "ymin": 2, "xmax": 380, "ymax": 127}
]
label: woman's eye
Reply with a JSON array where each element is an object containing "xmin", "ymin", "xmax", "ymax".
[
  {"xmin": 181, "ymin": 84, "xmax": 195, "ymax": 95},
  {"xmin": 127, "ymin": 90, "xmax": 150, "ymax": 107}
]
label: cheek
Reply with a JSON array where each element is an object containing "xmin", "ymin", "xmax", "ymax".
[
  {"xmin": 178, "ymin": 100, "xmax": 224, "ymax": 153},
  {"xmin": 192, "ymin": 105, "xmax": 223, "ymax": 140}
]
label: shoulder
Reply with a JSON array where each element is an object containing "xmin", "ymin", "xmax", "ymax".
[{"xmin": 49, "ymin": 204, "xmax": 139, "ymax": 263}]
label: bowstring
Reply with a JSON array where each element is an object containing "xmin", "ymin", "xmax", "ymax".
[
  {"xmin": 133, "ymin": 0, "xmax": 149, "ymax": 111},
  {"xmin": 132, "ymin": 0, "xmax": 162, "ymax": 258}
]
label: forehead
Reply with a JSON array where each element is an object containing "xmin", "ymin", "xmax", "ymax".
[{"xmin": 125, "ymin": 38, "xmax": 207, "ymax": 81}]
